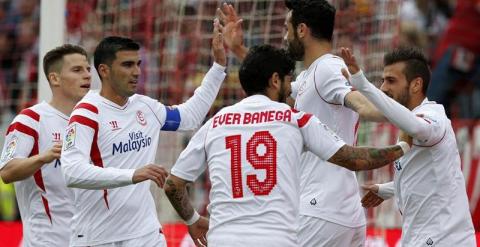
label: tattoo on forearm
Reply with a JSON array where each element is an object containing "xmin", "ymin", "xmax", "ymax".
[
  {"xmin": 165, "ymin": 179, "xmax": 194, "ymax": 221},
  {"xmin": 329, "ymin": 145, "xmax": 403, "ymax": 171}
]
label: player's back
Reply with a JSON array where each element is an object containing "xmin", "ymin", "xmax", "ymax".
[
  {"xmin": 293, "ymin": 54, "xmax": 364, "ymax": 227},
  {"xmin": 204, "ymin": 95, "xmax": 303, "ymax": 246}
]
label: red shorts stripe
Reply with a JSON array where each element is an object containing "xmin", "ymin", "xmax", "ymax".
[
  {"xmin": 19, "ymin": 108, "xmax": 40, "ymax": 122},
  {"xmin": 297, "ymin": 113, "xmax": 313, "ymax": 128},
  {"xmin": 74, "ymin": 103, "xmax": 99, "ymax": 114}
]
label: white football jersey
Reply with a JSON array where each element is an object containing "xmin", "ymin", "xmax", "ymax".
[
  {"xmin": 394, "ymin": 99, "xmax": 475, "ymax": 246},
  {"xmin": 291, "ymin": 54, "xmax": 365, "ymax": 227},
  {"xmin": 61, "ymin": 63, "xmax": 225, "ymax": 246},
  {"xmin": 0, "ymin": 102, "xmax": 74, "ymax": 247},
  {"xmin": 171, "ymin": 95, "xmax": 345, "ymax": 247}
]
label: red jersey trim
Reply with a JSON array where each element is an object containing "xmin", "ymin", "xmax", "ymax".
[
  {"xmin": 74, "ymin": 103, "xmax": 99, "ymax": 114},
  {"xmin": 6, "ymin": 120, "xmax": 52, "ymax": 223},
  {"xmin": 19, "ymin": 108, "xmax": 40, "ymax": 122},
  {"xmin": 69, "ymin": 115, "xmax": 110, "ymax": 209},
  {"xmin": 297, "ymin": 114, "xmax": 313, "ymax": 128}
]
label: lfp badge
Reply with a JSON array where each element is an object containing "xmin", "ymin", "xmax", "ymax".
[
  {"xmin": 64, "ymin": 124, "xmax": 77, "ymax": 150},
  {"xmin": 1, "ymin": 136, "xmax": 18, "ymax": 162}
]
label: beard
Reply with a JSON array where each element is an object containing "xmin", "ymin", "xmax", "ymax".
[
  {"xmin": 286, "ymin": 34, "xmax": 305, "ymax": 61},
  {"xmin": 277, "ymin": 79, "xmax": 290, "ymax": 103},
  {"xmin": 384, "ymin": 87, "xmax": 410, "ymax": 107}
]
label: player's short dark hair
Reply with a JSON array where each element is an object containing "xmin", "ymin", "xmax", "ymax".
[
  {"xmin": 285, "ymin": 0, "xmax": 335, "ymax": 42},
  {"xmin": 43, "ymin": 44, "xmax": 88, "ymax": 82},
  {"xmin": 384, "ymin": 47, "xmax": 430, "ymax": 94},
  {"xmin": 239, "ymin": 45, "xmax": 295, "ymax": 96},
  {"xmin": 93, "ymin": 36, "xmax": 140, "ymax": 73}
]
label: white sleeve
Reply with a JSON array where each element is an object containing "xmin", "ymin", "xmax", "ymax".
[
  {"xmin": 171, "ymin": 62, "xmax": 226, "ymax": 131},
  {"xmin": 349, "ymin": 71, "xmax": 446, "ymax": 145},
  {"xmin": 0, "ymin": 117, "xmax": 36, "ymax": 169},
  {"xmin": 290, "ymin": 79, "xmax": 301, "ymax": 100},
  {"xmin": 61, "ymin": 113, "xmax": 135, "ymax": 190},
  {"xmin": 315, "ymin": 60, "xmax": 352, "ymax": 105},
  {"xmin": 170, "ymin": 120, "xmax": 210, "ymax": 181},
  {"xmin": 297, "ymin": 112, "xmax": 346, "ymax": 160},
  {"xmin": 377, "ymin": 181, "xmax": 395, "ymax": 200}
]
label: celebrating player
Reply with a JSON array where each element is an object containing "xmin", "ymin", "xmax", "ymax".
[
  {"xmin": 342, "ymin": 46, "xmax": 476, "ymax": 246},
  {"xmin": 60, "ymin": 21, "xmax": 227, "ymax": 246},
  {"xmin": 218, "ymin": 1, "xmax": 385, "ymax": 245},
  {"xmin": 0, "ymin": 44, "xmax": 91, "ymax": 247},
  {"xmin": 164, "ymin": 45, "xmax": 410, "ymax": 247}
]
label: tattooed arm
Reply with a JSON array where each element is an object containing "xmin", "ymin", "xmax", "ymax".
[
  {"xmin": 164, "ymin": 174, "xmax": 208, "ymax": 246},
  {"xmin": 328, "ymin": 144, "xmax": 405, "ymax": 171},
  {"xmin": 164, "ymin": 175, "xmax": 194, "ymax": 220}
]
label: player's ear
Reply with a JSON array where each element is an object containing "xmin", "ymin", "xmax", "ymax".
[
  {"xmin": 269, "ymin": 72, "xmax": 281, "ymax": 91},
  {"xmin": 297, "ymin": 23, "xmax": 307, "ymax": 39},
  {"xmin": 97, "ymin": 64, "xmax": 110, "ymax": 80},
  {"xmin": 410, "ymin": 77, "xmax": 423, "ymax": 94},
  {"xmin": 48, "ymin": 72, "xmax": 60, "ymax": 87}
]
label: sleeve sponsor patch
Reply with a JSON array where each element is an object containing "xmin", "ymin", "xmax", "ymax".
[
  {"xmin": 1, "ymin": 136, "xmax": 18, "ymax": 162},
  {"xmin": 64, "ymin": 124, "xmax": 77, "ymax": 151}
]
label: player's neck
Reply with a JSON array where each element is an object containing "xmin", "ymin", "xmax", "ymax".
[
  {"xmin": 49, "ymin": 94, "xmax": 77, "ymax": 116},
  {"xmin": 100, "ymin": 83, "xmax": 128, "ymax": 106},
  {"xmin": 407, "ymin": 95, "xmax": 426, "ymax": 110},
  {"xmin": 303, "ymin": 40, "xmax": 332, "ymax": 68}
]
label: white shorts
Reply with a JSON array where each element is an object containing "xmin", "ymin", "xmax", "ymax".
[
  {"xmin": 298, "ymin": 215, "xmax": 366, "ymax": 247},
  {"xmin": 90, "ymin": 230, "xmax": 167, "ymax": 247}
]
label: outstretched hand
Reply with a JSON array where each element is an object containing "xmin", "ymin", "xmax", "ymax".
[
  {"xmin": 361, "ymin": 184, "xmax": 384, "ymax": 208},
  {"xmin": 217, "ymin": 3, "xmax": 244, "ymax": 50},
  {"xmin": 340, "ymin": 47, "xmax": 361, "ymax": 80},
  {"xmin": 132, "ymin": 164, "xmax": 169, "ymax": 187},
  {"xmin": 212, "ymin": 18, "xmax": 226, "ymax": 66},
  {"xmin": 189, "ymin": 216, "xmax": 209, "ymax": 247}
]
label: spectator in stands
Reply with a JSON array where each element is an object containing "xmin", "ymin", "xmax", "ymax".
[{"xmin": 427, "ymin": 0, "xmax": 480, "ymax": 118}]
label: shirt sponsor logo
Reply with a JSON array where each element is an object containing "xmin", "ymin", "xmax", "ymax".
[
  {"xmin": 112, "ymin": 131, "xmax": 152, "ymax": 155},
  {"xmin": 1, "ymin": 136, "xmax": 17, "ymax": 162},
  {"xmin": 136, "ymin": 110, "xmax": 147, "ymax": 126},
  {"xmin": 64, "ymin": 125, "xmax": 76, "ymax": 150}
]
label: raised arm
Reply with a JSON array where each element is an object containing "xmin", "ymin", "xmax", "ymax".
[
  {"xmin": 344, "ymin": 91, "xmax": 386, "ymax": 122},
  {"xmin": 341, "ymin": 48, "xmax": 444, "ymax": 143},
  {"xmin": 173, "ymin": 19, "xmax": 227, "ymax": 131},
  {"xmin": 217, "ymin": 3, "xmax": 248, "ymax": 60}
]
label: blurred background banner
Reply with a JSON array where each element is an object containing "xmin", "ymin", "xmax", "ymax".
[{"xmin": 0, "ymin": 0, "xmax": 479, "ymax": 246}]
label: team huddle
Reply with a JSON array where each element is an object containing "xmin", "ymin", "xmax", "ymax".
[{"xmin": 0, "ymin": 0, "xmax": 476, "ymax": 247}]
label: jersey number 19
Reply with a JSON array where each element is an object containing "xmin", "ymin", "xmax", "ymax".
[{"xmin": 225, "ymin": 131, "xmax": 278, "ymax": 199}]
